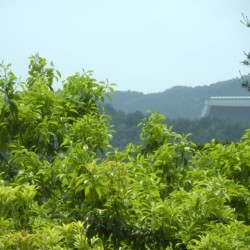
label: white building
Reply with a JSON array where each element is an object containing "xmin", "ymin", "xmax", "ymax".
[{"xmin": 201, "ymin": 97, "xmax": 250, "ymax": 121}]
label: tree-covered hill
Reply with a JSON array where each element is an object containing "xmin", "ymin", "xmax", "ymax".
[
  {"xmin": 105, "ymin": 104, "xmax": 250, "ymax": 149},
  {"xmin": 106, "ymin": 76, "xmax": 250, "ymax": 119}
]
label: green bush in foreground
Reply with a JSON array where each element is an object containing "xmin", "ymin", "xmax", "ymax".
[{"xmin": 0, "ymin": 55, "xmax": 249, "ymax": 249}]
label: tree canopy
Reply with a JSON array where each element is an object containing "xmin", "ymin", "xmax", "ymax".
[{"xmin": 0, "ymin": 55, "xmax": 249, "ymax": 249}]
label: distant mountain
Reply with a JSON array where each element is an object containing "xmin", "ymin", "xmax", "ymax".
[{"xmin": 105, "ymin": 76, "xmax": 250, "ymax": 119}]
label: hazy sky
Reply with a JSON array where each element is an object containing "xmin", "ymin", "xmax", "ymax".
[{"xmin": 1, "ymin": 0, "xmax": 250, "ymax": 93}]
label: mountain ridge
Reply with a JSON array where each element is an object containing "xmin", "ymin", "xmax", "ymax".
[{"xmin": 106, "ymin": 76, "xmax": 250, "ymax": 119}]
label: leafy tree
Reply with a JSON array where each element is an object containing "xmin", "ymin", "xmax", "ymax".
[{"xmin": 0, "ymin": 56, "xmax": 250, "ymax": 249}]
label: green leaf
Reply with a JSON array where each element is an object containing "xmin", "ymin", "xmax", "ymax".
[
  {"xmin": 56, "ymin": 70, "xmax": 61, "ymax": 78},
  {"xmin": 95, "ymin": 186, "xmax": 102, "ymax": 199}
]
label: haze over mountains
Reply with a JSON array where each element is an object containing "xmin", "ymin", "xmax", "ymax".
[{"xmin": 106, "ymin": 76, "xmax": 250, "ymax": 119}]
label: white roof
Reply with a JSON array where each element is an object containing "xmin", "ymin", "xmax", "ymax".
[
  {"xmin": 201, "ymin": 96, "xmax": 250, "ymax": 117},
  {"xmin": 210, "ymin": 96, "xmax": 250, "ymax": 100}
]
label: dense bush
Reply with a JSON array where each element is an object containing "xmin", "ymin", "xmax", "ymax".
[{"xmin": 0, "ymin": 55, "xmax": 249, "ymax": 249}]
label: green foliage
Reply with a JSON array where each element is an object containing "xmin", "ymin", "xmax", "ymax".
[
  {"xmin": 106, "ymin": 106, "xmax": 250, "ymax": 150},
  {"xmin": 0, "ymin": 56, "xmax": 250, "ymax": 249},
  {"xmin": 188, "ymin": 221, "xmax": 250, "ymax": 249}
]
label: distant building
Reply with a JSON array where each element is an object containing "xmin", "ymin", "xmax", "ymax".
[{"xmin": 201, "ymin": 97, "xmax": 250, "ymax": 122}]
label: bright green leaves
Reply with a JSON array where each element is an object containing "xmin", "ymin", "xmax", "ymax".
[
  {"xmin": 0, "ymin": 63, "xmax": 20, "ymax": 149},
  {"xmin": 70, "ymin": 114, "xmax": 111, "ymax": 152},
  {"xmin": 0, "ymin": 221, "xmax": 104, "ymax": 249},
  {"xmin": 0, "ymin": 184, "xmax": 37, "ymax": 231},
  {"xmin": 188, "ymin": 221, "xmax": 250, "ymax": 249},
  {"xmin": 0, "ymin": 56, "xmax": 250, "ymax": 249},
  {"xmin": 139, "ymin": 112, "xmax": 174, "ymax": 154},
  {"xmin": 0, "ymin": 62, "xmax": 17, "ymax": 97},
  {"xmin": 0, "ymin": 55, "xmax": 114, "ymax": 248},
  {"xmin": 192, "ymin": 139, "xmax": 250, "ymax": 190},
  {"xmin": 27, "ymin": 53, "xmax": 60, "ymax": 90},
  {"xmin": 74, "ymin": 162, "xmax": 110, "ymax": 201},
  {"xmin": 62, "ymin": 70, "xmax": 115, "ymax": 116},
  {"xmin": 0, "ymin": 54, "xmax": 113, "ymax": 161}
]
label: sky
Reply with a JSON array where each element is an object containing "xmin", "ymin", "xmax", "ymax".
[{"xmin": 1, "ymin": 0, "xmax": 250, "ymax": 93}]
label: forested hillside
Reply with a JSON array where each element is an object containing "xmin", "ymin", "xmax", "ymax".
[
  {"xmin": 105, "ymin": 105, "xmax": 250, "ymax": 149},
  {"xmin": 105, "ymin": 76, "xmax": 250, "ymax": 119}
]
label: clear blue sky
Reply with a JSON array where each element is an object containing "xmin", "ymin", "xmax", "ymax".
[{"xmin": 1, "ymin": 0, "xmax": 250, "ymax": 93}]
